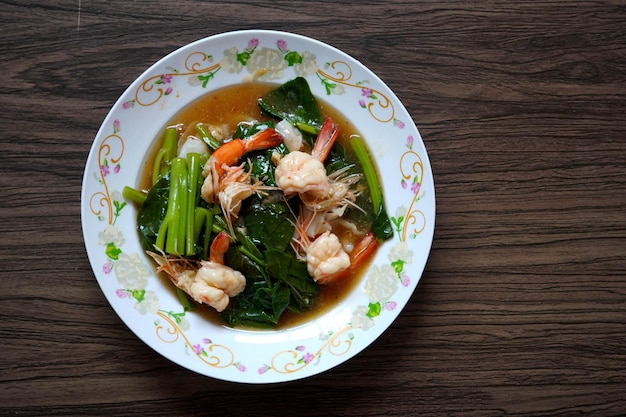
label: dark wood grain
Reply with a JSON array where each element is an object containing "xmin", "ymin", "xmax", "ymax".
[{"xmin": 1, "ymin": 0, "xmax": 625, "ymax": 415}]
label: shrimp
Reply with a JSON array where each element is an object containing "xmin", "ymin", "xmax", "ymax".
[
  {"xmin": 216, "ymin": 163, "xmax": 278, "ymax": 236},
  {"xmin": 305, "ymin": 231, "xmax": 351, "ymax": 282},
  {"xmin": 290, "ymin": 202, "xmax": 375, "ymax": 284},
  {"xmin": 274, "ymin": 151, "xmax": 328, "ymax": 196},
  {"xmin": 148, "ymin": 231, "xmax": 245, "ymax": 312},
  {"xmin": 313, "ymin": 231, "xmax": 378, "ymax": 284},
  {"xmin": 208, "ymin": 127, "xmax": 283, "ymax": 184},
  {"xmin": 201, "ymin": 127, "xmax": 283, "ymax": 229},
  {"xmin": 276, "ymin": 118, "xmax": 363, "ymax": 213},
  {"xmin": 275, "ymin": 117, "xmax": 339, "ymax": 198},
  {"xmin": 299, "ymin": 165, "xmax": 363, "ymax": 213}
]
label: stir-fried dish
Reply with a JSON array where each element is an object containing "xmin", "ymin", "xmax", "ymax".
[{"xmin": 123, "ymin": 77, "xmax": 392, "ymax": 328}]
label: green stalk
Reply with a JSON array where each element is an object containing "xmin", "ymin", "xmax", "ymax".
[
  {"xmin": 175, "ymin": 159, "xmax": 188, "ymax": 255},
  {"xmin": 196, "ymin": 123, "xmax": 220, "ymax": 151},
  {"xmin": 185, "ymin": 153, "xmax": 201, "ymax": 255},
  {"xmin": 239, "ymin": 245, "xmax": 266, "ymax": 267},
  {"xmin": 152, "ymin": 127, "xmax": 178, "ymax": 185},
  {"xmin": 156, "ymin": 157, "xmax": 187, "ymax": 254},
  {"xmin": 122, "ymin": 186, "xmax": 146, "ymax": 204},
  {"xmin": 202, "ymin": 207, "xmax": 215, "ymax": 260},
  {"xmin": 350, "ymin": 135, "xmax": 393, "ymax": 241},
  {"xmin": 194, "ymin": 207, "xmax": 209, "ymax": 241},
  {"xmin": 202, "ymin": 206, "xmax": 220, "ymax": 259},
  {"xmin": 350, "ymin": 135, "xmax": 382, "ymax": 210}
]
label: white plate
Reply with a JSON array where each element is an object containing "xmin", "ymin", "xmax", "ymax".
[{"xmin": 81, "ymin": 30, "xmax": 435, "ymax": 383}]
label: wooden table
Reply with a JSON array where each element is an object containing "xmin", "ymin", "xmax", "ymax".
[{"xmin": 2, "ymin": 1, "xmax": 625, "ymax": 415}]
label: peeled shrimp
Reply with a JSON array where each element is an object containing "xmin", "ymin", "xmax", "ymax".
[
  {"xmin": 314, "ymin": 231, "xmax": 378, "ymax": 284},
  {"xmin": 275, "ymin": 151, "xmax": 329, "ymax": 197},
  {"xmin": 305, "ymin": 231, "xmax": 350, "ymax": 282},
  {"xmin": 292, "ymin": 203, "xmax": 378, "ymax": 284},
  {"xmin": 148, "ymin": 232, "xmax": 245, "ymax": 312},
  {"xmin": 299, "ymin": 166, "xmax": 362, "ymax": 212},
  {"xmin": 275, "ymin": 116, "xmax": 363, "ymax": 213},
  {"xmin": 275, "ymin": 117, "xmax": 338, "ymax": 197},
  {"xmin": 172, "ymin": 263, "xmax": 245, "ymax": 312}
]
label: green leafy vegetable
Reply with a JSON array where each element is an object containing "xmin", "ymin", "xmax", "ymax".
[
  {"xmin": 217, "ymin": 196, "xmax": 318, "ymax": 327},
  {"xmin": 243, "ymin": 198, "xmax": 295, "ymax": 252},
  {"xmin": 258, "ymin": 76, "xmax": 323, "ymax": 134},
  {"xmin": 232, "ymin": 121, "xmax": 274, "ymax": 139},
  {"xmin": 350, "ymin": 135, "xmax": 393, "ymax": 241},
  {"xmin": 136, "ymin": 174, "xmax": 170, "ymax": 251}
]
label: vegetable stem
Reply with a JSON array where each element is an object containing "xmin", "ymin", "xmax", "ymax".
[
  {"xmin": 152, "ymin": 127, "xmax": 178, "ymax": 185},
  {"xmin": 350, "ymin": 135, "xmax": 382, "ymax": 209},
  {"xmin": 185, "ymin": 153, "xmax": 201, "ymax": 255},
  {"xmin": 156, "ymin": 157, "xmax": 188, "ymax": 255},
  {"xmin": 196, "ymin": 123, "xmax": 221, "ymax": 151},
  {"xmin": 122, "ymin": 186, "xmax": 146, "ymax": 204},
  {"xmin": 350, "ymin": 135, "xmax": 393, "ymax": 241},
  {"xmin": 193, "ymin": 207, "xmax": 208, "ymax": 240},
  {"xmin": 201, "ymin": 206, "xmax": 220, "ymax": 259}
]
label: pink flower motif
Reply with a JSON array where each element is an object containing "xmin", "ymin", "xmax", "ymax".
[
  {"xmin": 394, "ymin": 118, "xmax": 405, "ymax": 129},
  {"xmin": 295, "ymin": 345, "xmax": 306, "ymax": 351},
  {"xmin": 164, "ymin": 87, "xmax": 173, "ymax": 95},
  {"xmin": 401, "ymin": 179, "xmax": 407, "ymax": 189},
  {"xmin": 258, "ymin": 364, "xmax": 271, "ymax": 374},
  {"xmin": 103, "ymin": 262, "xmax": 113, "ymax": 274},
  {"xmin": 248, "ymin": 38, "xmax": 259, "ymax": 50},
  {"xmin": 192, "ymin": 344, "xmax": 203, "ymax": 355},
  {"xmin": 401, "ymin": 274, "xmax": 411, "ymax": 287},
  {"xmin": 359, "ymin": 99, "xmax": 366, "ymax": 108},
  {"xmin": 202, "ymin": 338, "xmax": 212, "ymax": 344},
  {"xmin": 100, "ymin": 165, "xmax": 110, "ymax": 177},
  {"xmin": 115, "ymin": 289, "xmax": 129, "ymax": 298},
  {"xmin": 385, "ymin": 301, "xmax": 398, "ymax": 311},
  {"xmin": 302, "ymin": 352, "xmax": 315, "ymax": 363},
  {"xmin": 234, "ymin": 362, "xmax": 246, "ymax": 372},
  {"xmin": 161, "ymin": 74, "xmax": 172, "ymax": 84},
  {"xmin": 406, "ymin": 135, "xmax": 414, "ymax": 149},
  {"xmin": 113, "ymin": 164, "xmax": 121, "ymax": 174},
  {"xmin": 410, "ymin": 181, "xmax": 420, "ymax": 194},
  {"xmin": 361, "ymin": 87, "xmax": 373, "ymax": 97},
  {"xmin": 122, "ymin": 100, "xmax": 134, "ymax": 109},
  {"xmin": 277, "ymin": 39, "xmax": 288, "ymax": 52},
  {"xmin": 113, "ymin": 119, "xmax": 120, "ymax": 133}
]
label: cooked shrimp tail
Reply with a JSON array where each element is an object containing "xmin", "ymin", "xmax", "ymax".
[
  {"xmin": 210, "ymin": 128, "xmax": 283, "ymax": 178},
  {"xmin": 209, "ymin": 231, "xmax": 230, "ymax": 264},
  {"xmin": 311, "ymin": 117, "xmax": 339, "ymax": 162},
  {"xmin": 243, "ymin": 127, "xmax": 284, "ymax": 153}
]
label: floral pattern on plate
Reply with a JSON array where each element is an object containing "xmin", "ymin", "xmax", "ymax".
[{"xmin": 125, "ymin": 36, "xmax": 406, "ymax": 130}]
